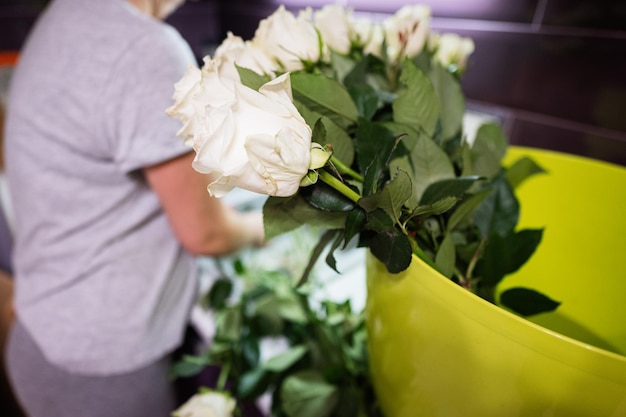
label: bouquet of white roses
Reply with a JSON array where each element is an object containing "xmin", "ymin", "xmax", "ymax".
[{"xmin": 168, "ymin": 3, "xmax": 553, "ymax": 312}]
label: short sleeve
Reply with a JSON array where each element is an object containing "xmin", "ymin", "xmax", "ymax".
[{"xmin": 102, "ymin": 23, "xmax": 197, "ymax": 173}]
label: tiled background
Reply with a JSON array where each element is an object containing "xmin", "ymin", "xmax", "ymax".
[{"xmin": 2, "ymin": 0, "xmax": 626, "ymax": 166}]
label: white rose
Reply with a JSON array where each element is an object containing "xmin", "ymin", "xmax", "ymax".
[
  {"xmin": 166, "ymin": 64, "xmax": 203, "ymax": 145},
  {"xmin": 314, "ymin": 5, "xmax": 352, "ymax": 55},
  {"xmin": 166, "ymin": 58, "xmax": 235, "ymax": 146},
  {"xmin": 431, "ymin": 32, "xmax": 475, "ymax": 72},
  {"xmin": 384, "ymin": 4, "xmax": 431, "ymax": 61},
  {"xmin": 252, "ymin": 5, "xmax": 320, "ymax": 71},
  {"xmin": 190, "ymin": 70, "xmax": 313, "ymax": 198},
  {"xmin": 172, "ymin": 391, "xmax": 235, "ymax": 417},
  {"xmin": 214, "ymin": 32, "xmax": 278, "ymax": 81},
  {"xmin": 351, "ymin": 18, "xmax": 384, "ymax": 58}
]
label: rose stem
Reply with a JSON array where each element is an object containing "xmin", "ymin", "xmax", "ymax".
[{"xmin": 318, "ymin": 170, "xmax": 361, "ymax": 203}]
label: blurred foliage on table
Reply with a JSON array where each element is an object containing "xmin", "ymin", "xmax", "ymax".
[{"xmin": 172, "ymin": 253, "xmax": 382, "ymax": 417}]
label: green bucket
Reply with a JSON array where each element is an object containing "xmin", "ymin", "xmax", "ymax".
[{"xmin": 366, "ymin": 147, "xmax": 626, "ymax": 417}]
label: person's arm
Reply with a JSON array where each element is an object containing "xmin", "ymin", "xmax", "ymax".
[{"xmin": 144, "ymin": 151, "xmax": 264, "ymax": 256}]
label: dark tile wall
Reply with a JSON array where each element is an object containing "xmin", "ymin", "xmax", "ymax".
[
  {"xmin": 166, "ymin": 1, "xmax": 221, "ymax": 60},
  {"xmin": 542, "ymin": 0, "xmax": 626, "ymax": 30},
  {"xmin": 1, "ymin": 0, "xmax": 625, "ymax": 166},
  {"xmin": 424, "ymin": 2, "xmax": 626, "ymax": 167}
]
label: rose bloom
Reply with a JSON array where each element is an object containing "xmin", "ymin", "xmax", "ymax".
[
  {"xmin": 214, "ymin": 31, "xmax": 279, "ymax": 81},
  {"xmin": 172, "ymin": 391, "xmax": 235, "ymax": 417},
  {"xmin": 252, "ymin": 5, "xmax": 321, "ymax": 71},
  {"xmin": 351, "ymin": 17, "xmax": 385, "ymax": 58},
  {"xmin": 430, "ymin": 32, "xmax": 475, "ymax": 72},
  {"xmin": 383, "ymin": 4, "xmax": 431, "ymax": 61},
  {"xmin": 314, "ymin": 4, "xmax": 352, "ymax": 55},
  {"xmin": 166, "ymin": 59, "xmax": 235, "ymax": 146},
  {"xmin": 173, "ymin": 59, "xmax": 313, "ymax": 198}
]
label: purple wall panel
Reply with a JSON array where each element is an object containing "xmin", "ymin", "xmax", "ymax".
[{"xmin": 458, "ymin": 30, "xmax": 626, "ymax": 134}]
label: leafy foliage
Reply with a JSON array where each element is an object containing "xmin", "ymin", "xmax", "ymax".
[
  {"xmin": 172, "ymin": 260, "xmax": 382, "ymax": 417},
  {"xmin": 262, "ymin": 52, "xmax": 552, "ymax": 314}
]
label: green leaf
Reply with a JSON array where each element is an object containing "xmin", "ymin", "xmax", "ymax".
[
  {"xmin": 263, "ymin": 195, "xmax": 347, "ymax": 240},
  {"xmin": 419, "ymin": 176, "xmax": 482, "ymax": 205},
  {"xmin": 429, "ymin": 63, "xmax": 465, "ymax": 141},
  {"xmin": 364, "ymin": 208, "xmax": 395, "ymax": 232},
  {"xmin": 446, "ymin": 189, "xmax": 492, "ymax": 232},
  {"xmin": 236, "ymin": 65, "xmax": 271, "ymax": 91},
  {"xmin": 347, "ymin": 84, "xmax": 380, "ymax": 121},
  {"xmin": 238, "ymin": 367, "xmax": 272, "ymax": 399},
  {"xmin": 410, "ymin": 50, "xmax": 432, "ymax": 74},
  {"xmin": 393, "ymin": 59, "xmax": 440, "ymax": 137},
  {"xmin": 264, "ymin": 345, "xmax": 308, "ymax": 372},
  {"xmin": 362, "ymin": 154, "xmax": 384, "ymax": 197},
  {"xmin": 343, "ymin": 207, "xmax": 366, "ymax": 246},
  {"xmin": 468, "ymin": 122, "xmax": 508, "ymax": 178},
  {"xmin": 233, "ymin": 258, "xmax": 246, "ymax": 275},
  {"xmin": 280, "ymin": 370, "xmax": 339, "ymax": 417},
  {"xmin": 278, "ymin": 295, "xmax": 308, "ymax": 323},
  {"xmin": 363, "ymin": 229, "xmax": 413, "ymax": 273},
  {"xmin": 355, "ymin": 119, "xmax": 400, "ymax": 181},
  {"xmin": 411, "ymin": 196, "xmax": 459, "ymax": 218},
  {"xmin": 291, "ymin": 71, "xmax": 359, "ymax": 126},
  {"xmin": 325, "ymin": 231, "xmax": 346, "ymax": 272},
  {"xmin": 253, "ymin": 294, "xmax": 285, "ymax": 334},
  {"xmin": 311, "ymin": 118, "xmax": 327, "ymax": 145},
  {"xmin": 207, "ymin": 341, "xmax": 231, "ymax": 357},
  {"xmin": 343, "ymin": 56, "xmax": 384, "ymax": 120},
  {"xmin": 295, "ymin": 104, "xmax": 355, "ymax": 166},
  {"xmin": 358, "ymin": 170, "xmax": 412, "ymax": 221},
  {"xmin": 393, "ymin": 132, "xmax": 455, "ymax": 202},
  {"xmin": 435, "ymin": 233, "xmax": 456, "ymax": 278},
  {"xmin": 476, "ymin": 228, "xmax": 544, "ymax": 286},
  {"xmin": 474, "ymin": 173, "xmax": 519, "ymax": 238},
  {"xmin": 298, "ymin": 229, "xmax": 341, "ymax": 286},
  {"xmin": 506, "ymin": 156, "xmax": 547, "ymax": 189},
  {"xmin": 242, "ymin": 337, "xmax": 260, "ymax": 368},
  {"xmin": 214, "ymin": 307, "xmax": 241, "ymax": 342},
  {"xmin": 169, "ymin": 354, "xmax": 211, "ymax": 378},
  {"xmin": 329, "ymin": 50, "xmax": 358, "ymax": 83},
  {"xmin": 500, "ymin": 287, "xmax": 561, "ymax": 317},
  {"xmin": 205, "ymin": 278, "xmax": 233, "ymax": 310}
]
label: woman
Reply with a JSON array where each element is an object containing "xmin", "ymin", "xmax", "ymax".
[{"xmin": 3, "ymin": 0, "xmax": 264, "ymax": 416}]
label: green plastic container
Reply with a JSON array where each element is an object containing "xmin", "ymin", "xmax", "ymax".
[{"xmin": 366, "ymin": 147, "xmax": 626, "ymax": 417}]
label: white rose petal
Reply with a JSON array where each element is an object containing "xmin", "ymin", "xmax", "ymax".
[
  {"xmin": 432, "ymin": 32, "xmax": 475, "ymax": 72},
  {"xmin": 349, "ymin": 17, "xmax": 384, "ymax": 58},
  {"xmin": 252, "ymin": 5, "xmax": 320, "ymax": 71},
  {"xmin": 214, "ymin": 32, "xmax": 278, "ymax": 81},
  {"xmin": 172, "ymin": 391, "xmax": 236, "ymax": 417},
  {"xmin": 384, "ymin": 4, "xmax": 431, "ymax": 61},
  {"xmin": 362, "ymin": 22, "xmax": 385, "ymax": 58},
  {"xmin": 165, "ymin": 64, "xmax": 203, "ymax": 145},
  {"xmin": 190, "ymin": 71, "xmax": 313, "ymax": 197},
  {"xmin": 314, "ymin": 5, "xmax": 352, "ymax": 55},
  {"xmin": 166, "ymin": 58, "xmax": 239, "ymax": 148}
]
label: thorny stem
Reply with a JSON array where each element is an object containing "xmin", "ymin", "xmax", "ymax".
[
  {"xmin": 454, "ymin": 267, "xmax": 469, "ymax": 288},
  {"xmin": 465, "ymin": 236, "xmax": 487, "ymax": 288},
  {"xmin": 330, "ymin": 155, "xmax": 364, "ymax": 182},
  {"xmin": 319, "ymin": 170, "xmax": 361, "ymax": 203},
  {"xmin": 216, "ymin": 361, "xmax": 231, "ymax": 392}
]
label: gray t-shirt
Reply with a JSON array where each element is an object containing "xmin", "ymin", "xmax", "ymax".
[{"xmin": 5, "ymin": 0, "xmax": 198, "ymax": 375}]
